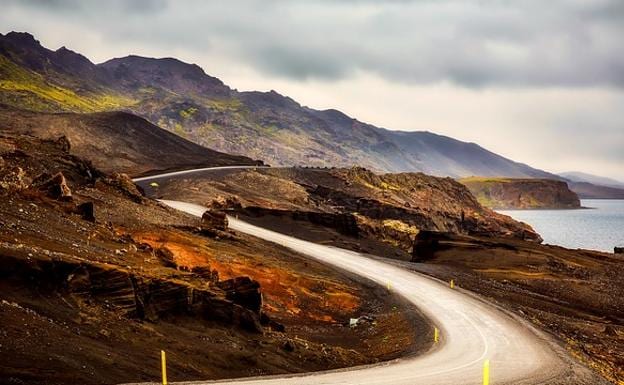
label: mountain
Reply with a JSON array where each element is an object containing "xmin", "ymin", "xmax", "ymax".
[
  {"xmin": 566, "ymin": 181, "xmax": 624, "ymax": 200},
  {"xmin": 0, "ymin": 104, "xmax": 259, "ymax": 176},
  {"xmin": 0, "ymin": 31, "xmax": 562, "ymax": 179},
  {"xmin": 559, "ymin": 171, "xmax": 624, "ymax": 189}
]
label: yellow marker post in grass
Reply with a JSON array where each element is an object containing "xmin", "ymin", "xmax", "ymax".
[
  {"xmin": 450, "ymin": 279, "xmax": 455, "ymax": 289},
  {"xmin": 434, "ymin": 327, "xmax": 439, "ymax": 343},
  {"xmin": 387, "ymin": 281, "xmax": 391, "ymax": 291},
  {"xmin": 483, "ymin": 359, "xmax": 490, "ymax": 385},
  {"xmin": 161, "ymin": 350, "xmax": 168, "ymax": 385}
]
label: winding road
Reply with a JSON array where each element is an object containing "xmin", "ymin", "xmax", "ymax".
[{"xmin": 133, "ymin": 168, "xmax": 600, "ymax": 385}]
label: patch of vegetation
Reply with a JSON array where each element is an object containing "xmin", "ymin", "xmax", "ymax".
[
  {"xmin": 382, "ymin": 219, "xmax": 420, "ymax": 236},
  {"xmin": 0, "ymin": 55, "xmax": 133, "ymax": 112},
  {"xmin": 459, "ymin": 176, "xmax": 514, "ymax": 184},
  {"xmin": 179, "ymin": 107, "xmax": 198, "ymax": 119},
  {"xmin": 207, "ymin": 98, "xmax": 243, "ymax": 112}
]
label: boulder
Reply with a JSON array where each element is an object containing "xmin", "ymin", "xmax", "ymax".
[
  {"xmin": 615, "ymin": 247, "xmax": 624, "ymax": 254},
  {"xmin": 260, "ymin": 312, "xmax": 285, "ymax": 332},
  {"xmin": 202, "ymin": 209, "xmax": 228, "ymax": 231},
  {"xmin": 216, "ymin": 276, "xmax": 262, "ymax": 314},
  {"xmin": 155, "ymin": 247, "xmax": 177, "ymax": 268},
  {"xmin": 107, "ymin": 173, "xmax": 144, "ymax": 202},
  {"xmin": 208, "ymin": 195, "xmax": 243, "ymax": 210},
  {"xmin": 192, "ymin": 266, "xmax": 219, "ymax": 283},
  {"xmin": 282, "ymin": 339, "xmax": 296, "ymax": 352},
  {"xmin": 411, "ymin": 230, "xmax": 442, "ymax": 262},
  {"xmin": 77, "ymin": 201, "xmax": 95, "ymax": 222},
  {"xmin": 35, "ymin": 172, "xmax": 72, "ymax": 200},
  {"xmin": 54, "ymin": 135, "xmax": 71, "ymax": 153}
]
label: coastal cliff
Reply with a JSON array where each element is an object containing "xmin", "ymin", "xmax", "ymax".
[{"xmin": 459, "ymin": 177, "xmax": 581, "ymax": 209}]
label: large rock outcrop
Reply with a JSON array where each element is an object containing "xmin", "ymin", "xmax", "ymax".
[
  {"xmin": 460, "ymin": 177, "xmax": 581, "ymax": 209},
  {"xmin": 1, "ymin": 250, "xmax": 264, "ymax": 333}
]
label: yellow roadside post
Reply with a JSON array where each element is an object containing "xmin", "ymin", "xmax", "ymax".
[
  {"xmin": 450, "ymin": 279, "xmax": 455, "ymax": 289},
  {"xmin": 161, "ymin": 350, "xmax": 168, "ymax": 385},
  {"xmin": 387, "ymin": 281, "xmax": 391, "ymax": 291},
  {"xmin": 434, "ymin": 327, "xmax": 439, "ymax": 343},
  {"xmin": 483, "ymin": 359, "xmax": 490, "ymax": 385}
]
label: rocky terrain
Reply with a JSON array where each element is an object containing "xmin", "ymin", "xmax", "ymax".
[
  {"xmin": 0, "ymin": 133, "xmax": 428, "ymax": 384},
  {"xmin": 0, "ymin": 31, "xmax": 560, "ymax": 179},
  {"xmin": 408, "ymin": 231, "xmax": 624, "ymax": 384},
  {"xmin": 459, "ymin": 177, "xmax": 581, "ymax": 209},
  {"xmin": 140, "ymin": 167, "xmax": 542, "ymax": 256},
  {"xmin": 141, "ymin": 167, "xmax": 624, "ymax": 383}
]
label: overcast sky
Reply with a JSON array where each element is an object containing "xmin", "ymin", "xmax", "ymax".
[{"xmin": 2, "ymin": 0, "xmax": 623, "ymax": 180}]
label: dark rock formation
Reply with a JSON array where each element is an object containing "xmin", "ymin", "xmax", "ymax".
[
  {"xmin": 77, "ymin": 201, "xmax": 95, "ymax": 222},
  {"xmin": 411, "ymin": 231, "xmax": 443, "ymax": 262},
  {"xmin": 34, "ymin": 172, "xmax": 72, "ymax": 201},
  {"xmin": 216, "ymin": 276, "xmax": 262, "ymax": 314},
  {"xmin": 242, "ymin": 207, "xmax": 359, "ymax": 238},
  {"xmin": 191, "ymin": 266, "xmax": 219, "ymax": 283},
  {"xmin": 411, "ymin": 231, "xmax": 519, "ymax": 263},
  {"xmin": 260, "ymin": 312, "xmax": 285, "ymax": 332},
  {"xmin": 615, "ymin": 247, "xmax": 624, "ymax": 254},
  {"xmin": 202, "ymin": 209, "xmax": 228, "ymax": 231},
  {"xmin": 1, "ymin": 251, "xmax": 264, "ymax": 333}
]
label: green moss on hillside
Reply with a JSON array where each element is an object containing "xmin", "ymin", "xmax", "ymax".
[{"xmin": 0, "ymin": 55, "xmax": 133, "ymax": 112}]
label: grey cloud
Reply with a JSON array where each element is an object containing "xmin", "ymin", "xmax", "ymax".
[{"xmin": 2, "ymin": 0, "xmax": 623, "ymax": 88}]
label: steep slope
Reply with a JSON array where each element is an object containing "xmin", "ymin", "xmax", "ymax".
[
  {"xmin": 0, "ymin": 31, "xmax": 557, "ymax": 178},
  {"xmin": 0, "ymin": 105, "xmax": 260, "ymax": 176},
  {"xmin": 460, "ymin": 177, "xmax": 581, "ymax": 209}
]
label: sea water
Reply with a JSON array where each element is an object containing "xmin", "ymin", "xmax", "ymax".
[{"xmin": 498, "ymin": 199, "xmax": 624, "ymax": 253}]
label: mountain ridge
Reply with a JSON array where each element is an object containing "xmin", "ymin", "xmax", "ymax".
[{"xmin": 0, "ymin": 31, "xmax": 591, "ymax": 180}]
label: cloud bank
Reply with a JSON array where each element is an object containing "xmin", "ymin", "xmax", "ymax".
[{"xmin": 1, "ymin": 0, "xmax": 623, "ymax": 179}]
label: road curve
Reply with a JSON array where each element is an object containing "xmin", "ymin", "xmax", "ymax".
[
  {"xmin": 133, "ymin": 166, "xmax": 264, "ymax": 182},
  {"xmin": 157, "ymin": 198, "xmax": 570, "ymax": 385}
]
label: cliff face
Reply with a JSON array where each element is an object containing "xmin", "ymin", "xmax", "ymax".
[{"xmin": 460, "ymin": 177, "xmax": 581, "ymax": 209}]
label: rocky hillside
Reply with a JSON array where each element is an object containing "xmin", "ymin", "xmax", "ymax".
[
  {"xmin": 0, "ymin": 31, "xmax": 557, "ymax": 179},
  {"xmin": 0, "ymin": 133, "xmax": 427, "ymax": 384},
  {"xmin": 460, "ymin": 177, "xmax": 581, "ymax": 209},
  {"xmin": 0, "ymin": 104, "xmax": 260, "ymax": 176},
  {"xmin": 141, "ymin": 167, "xmax": 542, "ymax": 255}
]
